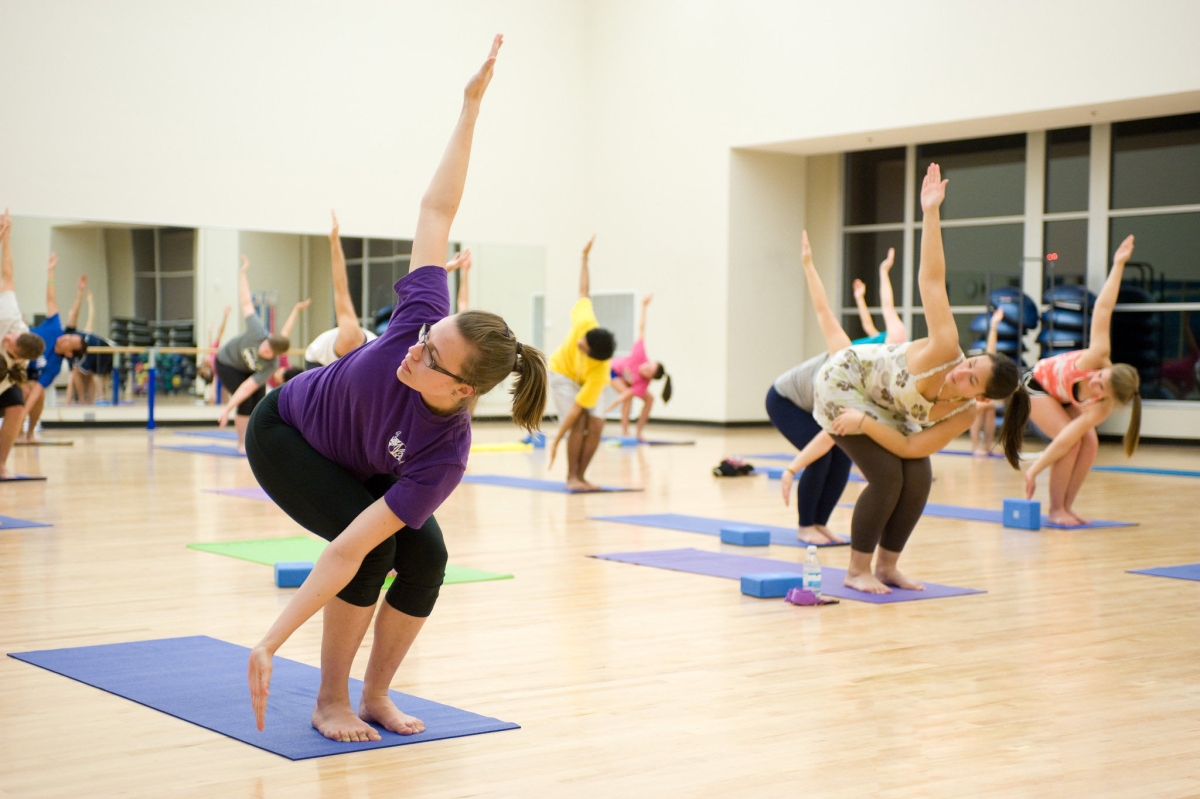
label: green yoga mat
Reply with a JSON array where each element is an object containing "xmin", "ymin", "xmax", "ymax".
[{"xmin": 188, "ymin": 537, "xmax": 513, "ymax": 585}]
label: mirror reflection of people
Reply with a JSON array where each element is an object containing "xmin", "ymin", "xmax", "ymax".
[{"xmin": 604, "ymin": 294, "xmax": 671, "ymax": 441}]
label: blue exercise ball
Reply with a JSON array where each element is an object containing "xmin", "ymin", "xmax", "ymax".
[
  {"xmin": 1041, "ymin": 309, "xmax": 1086, "ymax": 331},
  {"xmin": 969, "ymin": 312, "xmax": 1019, "ymax": 337},
  {"xmin": 1037, "ymin": 328, "xmax": 1086, "ymax": 348},
  {"xmin": 1043, "ymin": 284, "xmax": 1095, "ymax": 312},
  {"xmin": 989, "ymin": 289, "xmax": 1038, "ymax": 329}
]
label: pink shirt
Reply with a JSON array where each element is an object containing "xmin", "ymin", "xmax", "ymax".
[{"xmin": 611, "ymin": 339, "xmax": 651, "ymax": 398}]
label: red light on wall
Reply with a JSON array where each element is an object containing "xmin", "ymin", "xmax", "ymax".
[{"xmin": 1046, "ymin": 253, "xmax": 1059, "ymax": 261}]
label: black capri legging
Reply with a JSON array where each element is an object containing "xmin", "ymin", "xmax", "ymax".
[
  {"xmin": 765, "ymin": 387, "xmax": 852, "ymax": 527},
  {"xmin": 832, "ymin": 434, "xmax": 932, "ymax": 555},
  {"xmin": 214, "ymin": 359, "xmax": 266, "ymax": 416},
  {"xmin": 246, "ymin": 390, "xmax": 447, "ymax": 617}
]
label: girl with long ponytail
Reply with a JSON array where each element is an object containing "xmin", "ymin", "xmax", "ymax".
[{"xmin": 1023, "ymin": 235, "xmax": 1141, "ymax": 526}]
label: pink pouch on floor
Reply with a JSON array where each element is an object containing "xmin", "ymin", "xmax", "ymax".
[{"xmin": 785, "ymin": 588, "xmax": 838, "ymax": 606}]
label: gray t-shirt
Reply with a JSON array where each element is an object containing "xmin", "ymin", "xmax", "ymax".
[
  {"xmin": 773, "ymin": 353, "xmax": 829, "ymax": 412},
  {"xmin": 217, "ymin": 313, "xmax": 276, "ymax": 385}
]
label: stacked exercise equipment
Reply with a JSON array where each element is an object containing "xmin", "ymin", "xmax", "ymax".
[
  {"xmin": 1039, "ymin": 284, "xmax": 1094, "ymax": 358},
  {"xmin": 968, "ymin": 288, "xmax": 1037, "ymax": 361}
]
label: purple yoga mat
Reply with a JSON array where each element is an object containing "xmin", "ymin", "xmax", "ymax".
[
  {"xmin": 204, "ymin": 487, "xmax": 272, "ymax": 501},
  {"xmin": 590, "ymin": 548, "xmax": 985, "ymax": 604}
]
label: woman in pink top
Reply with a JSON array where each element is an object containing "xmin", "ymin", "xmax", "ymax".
[
  {"xmin": 1023, "ymin": 235, "xmax": 1142, "ymax": 526},
  {"xmin": 605, "ymin": 294, "xmax": 671, "ymax": 440}
]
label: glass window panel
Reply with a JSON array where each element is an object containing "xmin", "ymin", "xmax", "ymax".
[
  {"xmin": 845, "ymin": 147, "xmax": 906, "ymax": 225},
  {"xmin": 367, "ymin": 239, "xmax": 396, "ymax": 258},
  {"xmin": 916, "ymin": 135, "xmax": 1026, "ymax": 219},
  {"xmin": 1111, "ymin": 113, "xmax": 1200, "ymax": 209},
  {"xmin": 159, "ymin": 275, "xmax": 194, "ymax": 321},
  {"xmin": 843, "ymin": 230, "xmax": 904, "ymax": 311},
  {"xmin": 131, "ymin": 229, "xmax": 156, "ymax": 272},
  {"xmin": 347, "ymin": 261, "xmax": 363, "ymax": 319},
  {"xmin": 913, "ymin": 224, "xmax": 1024, "ymax": 307},
  {"xmin": 135, "ymin": 276, "xmax": 156, "ymax": 320},
  {"xmin": 1109, "ymin": 213, "xmax": 1200, "ymax": 303},
  {"xmin": 395, "ymin": 239, "xmax": 413, "ymax": 256},
  {"xmin": 1043, "ymin": 219, "xmax": 1088, "ymax": 291},
  {"xmin": 159, "ymin": 228, "xmax": 195, "ymax": 274},
  {"xmin": 1126, "ymin": 308, "xmax": 1200, "ymax": 400},
  {"xmin": 841, "ymin": 313, "xmax": 873, "ymax": 342},
  {"xmin": 368, "ymin": 262, "xmax": 398, "ymax": 319},
  {"xmin": 1045, "ymin": 127, "xmax": 1090, "ymax": 213},
  {"xmin": 341, "ymin": 238, "xmax": 363, "ymax": 260}
]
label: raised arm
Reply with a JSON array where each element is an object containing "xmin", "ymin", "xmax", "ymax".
[
  {"xmin": 985, "ymin": 307, "xmax": 1004, "ymax": 354},
  {"xmin": 909, "ymin": 164, "xmax": 959, "ymax": 368},
  {"xmin": 280, "ymin": 298, "xmax": 311, "ymax": 338},
  {"xmin": 446, "ymin": 248, "xmax": 472, "ymax": 312},
  {"xmin": 831, "ymin": 406, "xmax": 974, "ymax": 459},
  {"xmin": 45, "ymin": 253, "xmax": 59, "ymax": 317},
  {"xmin": 578, "ymin": 235, "xmax": 595, "ymax": 298},
  {"xmin": 638, "ymin": 293, "xmax": 652, "ymax": 340},
  {"xmin": 852, "ymin": 279, "xmax": 880, "ymax": 338},
  {"xmin": 801, "ymin": 230, "xmax": 852, "ymax": 354},
  {"xmin": 408, "ymin": 35, "xmax": 502, "ymax": 273},
  {"xmin": 878, "ymin": 247, "xmax": 908, "ymax": 343},
  {"xmin": 66, "ymin": 275, "xmax": 87, "ymax": 329},
  {"xmin": 0, "ymin": 209, "xmax": 13, "ymax": 292},
  {"xmin": 215, "ymin": 306, "xmax": 232, "ymax": 343},
  {"xmin": 1081, "ymin": 234, "xmax": 1134, "ymax": 369},
  {"xmin": 238, "ymin": 255, "xmax": 255, "ymax": 318},
  {"xmin": 84, "ymin": 291, "xmax": 95, "ymax": 333}
]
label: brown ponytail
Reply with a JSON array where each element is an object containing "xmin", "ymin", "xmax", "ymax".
[
  {"xmin": 456, "ymin": 310, "xmax": 548, "ymax": 433},
  {"xmin": 997, "ymin": 385, "xmax": 1031, "ymax": 469},
  {"xmin": 1110, "ymin": 364, "xmax": 1141, "ymax": 456}
]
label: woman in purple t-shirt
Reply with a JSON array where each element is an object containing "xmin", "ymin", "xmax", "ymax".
[
  {"xmin": 604, "ymin": 294, "xmax": 671, "ymax": 441},
  {"xmin": 245, "ymin": 36, "xmax": 548, "ymax": 745}
]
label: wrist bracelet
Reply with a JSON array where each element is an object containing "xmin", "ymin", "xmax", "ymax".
[{"xmin": 857, "ymin": 414, "xmax": 867, "ymax": 432}]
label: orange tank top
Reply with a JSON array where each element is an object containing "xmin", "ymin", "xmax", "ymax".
[{"xmin": 1031, "ymin": 350, "xmax": 1098, "ymax": 406}]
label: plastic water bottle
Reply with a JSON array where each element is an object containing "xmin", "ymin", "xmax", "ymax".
[{"xmin": 803, "ymin": 545, "xmax": 822, "ymax": 597}]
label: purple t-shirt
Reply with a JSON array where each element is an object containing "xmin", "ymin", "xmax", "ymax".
[{"xmin": 277, "ymin": 266, "xmax": 471, "ymax": 529}]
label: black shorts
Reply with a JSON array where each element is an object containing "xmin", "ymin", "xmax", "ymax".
[
  {"xmin": 214, "ymin": 359, "xmax": 265, "ymax": 416},
  {"xmin": 0, "ymin": 384, "xmax": 24, "ymax": 410}
]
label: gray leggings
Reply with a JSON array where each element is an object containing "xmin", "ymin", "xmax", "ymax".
[{"xmin": 832, "ymin": 434, "xmax": 932, "ymax": 555}]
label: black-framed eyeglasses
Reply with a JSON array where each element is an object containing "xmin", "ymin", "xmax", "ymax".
[{"xmin": 418, "ymin": 323, "xmax": 468, "ymax": 383}]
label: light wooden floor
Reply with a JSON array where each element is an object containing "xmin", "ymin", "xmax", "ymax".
[{"xmin": 2, "ymin": 423, "xmax": 1199, "ymax": 798}]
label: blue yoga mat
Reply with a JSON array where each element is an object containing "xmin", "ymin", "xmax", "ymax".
[
  {"xmin": 8, "ymin": 636, "xmax": 518, "ymax": 760},
  {"xmin": 591, "ymin": 548, "xmax": 984, "ymax": 603},
  {"xmin": 1128, "ymin": 564, "xmax": 1200, "ymax": 582},
  {"xmin": 836, "ymin": 501, "xmax": 1134, "ymax": 530},
  {"xmin": 603, "ymin": 436, "xmax": 695, "ymax": 446},
  {"xmin": 1093, "ymin": 465, "xmax": 1200, "ymax": 479},
  {"xmin": 158, "ymin": 444, "xmax": 245, "ymax": 458},
  {"xmin": 590, "ymin": 513, "xmax": 849, "ymax": 548},
  {"xmin": 935, "ymin": 449, "xmax": 1006, "ymax": 460},
  {"xmin": 176, "ymin": 430, "xmax": 239, "ymax": 441},
  {"xmin": 0, "ymin": 515, "xmax": 52, "ymax": 530},
  {"xmin": 461, "ymin": 475, "xmax": 641, "ymax": 493},
  {"xmin": 0, "ymin": 474, "xmax": 47, "ymax": 481}
]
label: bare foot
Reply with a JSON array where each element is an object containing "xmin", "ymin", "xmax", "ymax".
[
  {"xmin": 798, "ymin": 525, "xmax": 833, "ymax": 545},
  {"xmin": 20, "ymin": 432, "xmax": 40, "ymax": 444},
  {"xmin": 312, "ymin": 700, "xmax": 382, "ymax": 743},
  {"xmin": 359, "ymin": 695, "xmax": 426, "ymax": 736},
  {"xmin": 1047, "ymin": 509, "xmax": 1081, "ymax": 527},
  {"xmin": 1067, "ymin": 509, "xmax": 1091, "ymax": 525},
  {"xmin": 844, "ymin": 570, "xmax": 891, "ymax": 594},
  {"xmin": 815, "ymin": 524, "xmax": 847, "ymax": 544},
  {"xmin": 972, "ymin": 448, "xmax": 987, "ymax": 458},
  {"xmin": 566, "ymin": 478, "xmax": 602, "ymax": 492},
  {"xmin": 876, "ymin": 566, "xmax": 924, "ymax": 590}
]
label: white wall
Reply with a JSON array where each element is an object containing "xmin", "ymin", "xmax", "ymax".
[{"xmin": 3, "ymin": 1, "xmax": 1200, "ymax": 422}]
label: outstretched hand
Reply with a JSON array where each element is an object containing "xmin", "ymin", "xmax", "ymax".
[
  {"xmin": 547, "ymin": 434, "xmax": 562, "ymax": 471},
  {"xmin": 852, "ymin": 279, "xmax": 867, "ymax": 301},
  {"xmin": 1024, "ymin": 467, "xmax": 1038, "ymax": 500},
  {"xmin": 248, "ymin": 645, "xmax": 274, "ymax": 732},
  {"xmin": 295, "ymin": 298, "xmax": 312, "ymax": 311},
  {"xmin": 240, "ymin": 255, "xmax": 251, "ymax": 273},
  {"xmin": 330, "ymin": 210, "xmax": 340, "ymax": 240},
  {"xmin": 217, "ymin": 404, "xmax": 233, "ymax": 428},
  {"xmin": 464, "ymin": 34, "xmax": 503, "ymax": 104},
  {"xmin": 0, "ymin": 208, "xmax": 10, "ymax": 239},
  {"xmin": 879, "ymin": 247, "xmax": 896, "ymax": 272},
  {"xmin": 1113, "ymin": 234, "xmax": 1135, "ymax": 266},
  {"xmin": 990, "ymin": 307, "xmax": 1005, "ymax": 328},
  {"xmin": 801, "ymin": 230, "xmax": 814, "ymax": 269},
  {"xmin": 920, "ymin": 163, "xmax": 948, "ymax": 212},
  {"xmin": 446, "ymin": 248, "xmax": 472, "ymax": 273},
  {"xmin": 77, "ymin": 275, "xmax": 88, "ymax": 292},
  {"xmin": 47, "ymin": 252, "xmax": 58, "ymax": 272},
  {"xmin": 780, "ymin": 468, "xmax": 794, "ymax": 506},
  {"xmin": 582, "ymin": 234, "xmax": 596, "ymax": 258},
  {"xmin": 642, "ymin": 293, "xmax": 653, "ymax": 306}
]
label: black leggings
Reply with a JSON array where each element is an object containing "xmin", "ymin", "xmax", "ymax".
[
  {"xmin": 246, "ymin": 391, "xmax": 447, "ymax": 617},
  {"xmin": 214, "ymin": 360, "xmax": 266, "ymax": 416},
  {"xmin": 832, "ymin": 434, "xmax": 932, "ymax": 555},
  {"xmin": 765, "ymin": 387, "xmax": 852, "ymax": 527}
]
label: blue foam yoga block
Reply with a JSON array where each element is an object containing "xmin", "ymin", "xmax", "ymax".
[
  {"xmin": 275, "ymin": 561, "xmax": 314, "ymax": 588},
  {"xmin": 1002, "ymin": 498, "xmax": 1041, "ymax": 530},
  {"xmin": 720, "ymin": 526, "xmax": 771, "ymax": 546},
  {"xmin": 740, "ymin": 572, "xmax": 807, "ymax": 598},
  {"xmin": 758, "ymin": 466, "xmax": 785, "ymax": 479}
]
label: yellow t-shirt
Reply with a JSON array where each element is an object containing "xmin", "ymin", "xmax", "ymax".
[{"xmin": 549, "ymin": 297, "xmax": 611, "ymax": 409}]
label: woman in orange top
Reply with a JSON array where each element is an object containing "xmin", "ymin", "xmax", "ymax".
[{"xmin": 1023, "ymin": 234, "xmax": 1142, "ymax": 526}]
